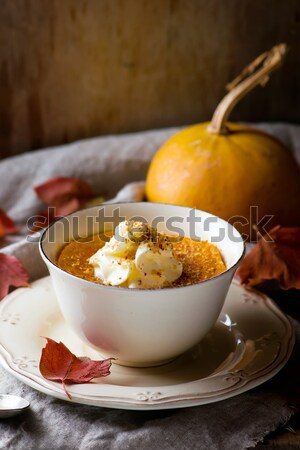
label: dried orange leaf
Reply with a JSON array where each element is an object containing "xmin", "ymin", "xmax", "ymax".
[{"xmin": 237, "ymin": 226, "xmax": 300, "ymax": 290}]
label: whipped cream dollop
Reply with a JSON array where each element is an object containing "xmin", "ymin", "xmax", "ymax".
[{"xmin": 89, "ymin": 220, "xmax": 183, "ymax": 288}]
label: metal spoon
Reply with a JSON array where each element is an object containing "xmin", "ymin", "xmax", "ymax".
[{"xmin": 0, "ymin": 394, "xmax": 30, "ymax": 418}]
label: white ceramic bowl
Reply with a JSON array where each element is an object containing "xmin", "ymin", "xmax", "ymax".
[{"xmin": 40, "ymin": 202, "xmax": 245, "ymax": 367}]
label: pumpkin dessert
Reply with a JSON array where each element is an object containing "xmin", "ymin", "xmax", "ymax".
[{"xmin": 57, "ymin": 220, "xmax": 226, "ymax": 288}]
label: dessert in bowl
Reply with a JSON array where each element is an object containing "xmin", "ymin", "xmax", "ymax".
[{"xmin": 40, "ymin": 202, "xmax": 245, "ymax": 367}]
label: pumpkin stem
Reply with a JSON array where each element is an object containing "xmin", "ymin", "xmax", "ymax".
[{"xmin": 207, "ymin": 44, "xmax": 287, "ymax": 135}]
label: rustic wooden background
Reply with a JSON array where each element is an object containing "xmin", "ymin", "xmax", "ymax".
[{"xmin": 0, "ymin": 0, "xmax": 299, "ymax": 159}]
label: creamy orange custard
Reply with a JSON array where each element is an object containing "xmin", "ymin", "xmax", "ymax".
[{"xmin": 57, "ymin": 230, "xmax": 226, "ymax": 288}]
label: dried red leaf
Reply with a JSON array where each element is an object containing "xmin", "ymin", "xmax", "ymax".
[
  {"xmin": 30, "ymin": 177, "xmax": 96, "ymax": 233},
  {"xmin": 33, "ymin": 177, "xmax": 94, "ymax": 219},
  {"xmin": 39, "ymin": 338, "xmax": 113, "ymax": 399},
  {"xmin": 237, "ymin": 226, "xmax": 300, "ymax": 290},
  {"xmin": 54, "ymin": 198, "xmax": 82, "ymax": 218},
  {"xmin": 0, "ymin": 209, "xmax": 18, "ymax": 237},
  {"xmin": 34, "ymin": 176, "xmax": 93, "ymax": 206},
  {"xmin": 0, "ymin": 254, "xmax": 29, "ymax": 300}
]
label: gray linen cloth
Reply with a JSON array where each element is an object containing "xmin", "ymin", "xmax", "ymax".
[{"xmin": 0, "ymin": 124, "xmax": 299, "ymax": 450}]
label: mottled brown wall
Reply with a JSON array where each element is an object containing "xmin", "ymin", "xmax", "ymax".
[{"xmin": 0, "ymin": 0, "xmax": 299, "ymax": 159}]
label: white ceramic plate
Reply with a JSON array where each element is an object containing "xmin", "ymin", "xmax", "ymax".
[{"xmin": 0, "ymin": 277, "xmax": 294, "ymax": 410}]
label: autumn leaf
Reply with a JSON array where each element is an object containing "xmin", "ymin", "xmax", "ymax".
[
  {"xmin": 236, "ymin": 226, "xmax": 300, "ymax": 290},
  {"xmin": 0, "ymin": 254, "xmax": 29, "ymax": 300},
  {"xmin": 39, "ymin": 338, "xmax": 113, "ymax": 399},
  {"xmin": 34, "ymin": 176, "xmax": 94, "ymax": 218},
  {"xmin": 34, "ymin": 176, "xmax": 94, "ymax": 206},
  {"xmin": 0, "ymin": 209, "xmax": 18, "ymax": 237},
  {"xmin": 30, "ymin": 177, "xmax": 98, "ymax": 233}
]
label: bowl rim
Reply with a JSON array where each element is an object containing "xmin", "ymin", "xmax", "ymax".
[{"xmin": 39, "ymin": 201, "xmax": 246, "ymax": 292}]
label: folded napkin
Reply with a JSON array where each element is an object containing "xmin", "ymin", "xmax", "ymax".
[{"xmin": 0, "ymin": 123, "xmax": 299, "ymax": 450}]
